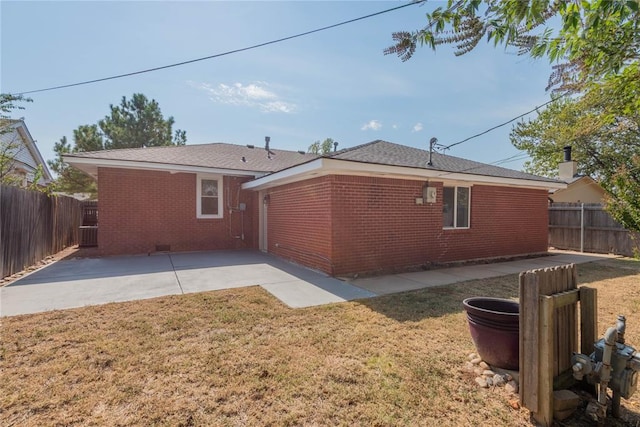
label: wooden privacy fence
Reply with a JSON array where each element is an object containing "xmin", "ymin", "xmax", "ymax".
[
  {"xmin": 519, "ymin": 264, "xmax": 597, "ymax": 426},
  {"xmin": 549, "ymin": 202, "xmax": 638, "ymax": 256},
  {"xmin": 1, "ymin": 185, "xmax": 82, "ymax": 279}
]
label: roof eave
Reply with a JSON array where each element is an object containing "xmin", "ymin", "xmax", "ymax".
[
  {"xmin": 242, "ymin": 158, "xmax": 566, "ymax": 191},
  {"xmin": 63, "ymin": 155, "xmax": 268, "ymax": 179},
  {"xmin": 13, "ymin": 121, "xmax": 54, "ymax": 181}
]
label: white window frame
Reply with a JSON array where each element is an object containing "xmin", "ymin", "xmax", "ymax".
[
  {"xmin": 443, "ymin": 185, "xmax": 471, "ymax": 229},
  {"xmin": 196, "ymin": 174, "xmax": 223, "ymax": 219}
]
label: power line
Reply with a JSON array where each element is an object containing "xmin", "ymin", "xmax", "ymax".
[
  {"xmin": 443, "ymin": 96, "xmax": 564, "ymax": 150},
  {"xmin": 12, "ymin": 0, "xmax": 431, "ymax": 96}
]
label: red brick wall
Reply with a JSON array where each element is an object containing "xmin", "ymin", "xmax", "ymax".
[
  {"xmin": 265, "ymin": 176, "xmax": 333, "ymax": 273},
  {"xmin": 97, "ymin": 168, "xmax": 258, "ymax": 255},
  {"xmin": 265, "ymin": 175, "xmax": 549, "ymax": 276}
]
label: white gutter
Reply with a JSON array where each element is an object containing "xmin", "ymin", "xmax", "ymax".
[
  {"xmin": 242, "ymin": 158, "xmax": 566, "ymax": 191},
  {"xmin": 63, "ymin": 155, "xmax": 267, "ymax": 179}
]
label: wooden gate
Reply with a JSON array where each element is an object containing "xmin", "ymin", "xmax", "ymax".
[{"xmin": 79, "ymin": 201, "xmax": 98, "ymax": 247}]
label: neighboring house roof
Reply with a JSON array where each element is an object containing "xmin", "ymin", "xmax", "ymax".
[
  {"xmin": 0, "ymin": 120, "xmax": 53, "ymax": 184},
  {"xmin": 550, "ymin": 175, "xmax": 606, "ymax": 204},
  {"xmin": 64, "ymin": 143, "xmax": 318, "ymax": 178},
  {"xmin": 64, "ymin": 139, "xmax": 565, "ymax": 191}
]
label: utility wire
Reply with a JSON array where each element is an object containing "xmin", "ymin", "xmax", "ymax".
[
  {"xmin": 443, "ymin": 96, "xmax": 565, "ymax": 150},
  {"xmin": 12, "ymin": 0, "xmax": 431, "ymax": 96}
]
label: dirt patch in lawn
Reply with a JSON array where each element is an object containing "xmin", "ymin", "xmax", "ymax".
[{"xmin": 2, "ymin": 259, "xmax": 640, "ymax": 426}]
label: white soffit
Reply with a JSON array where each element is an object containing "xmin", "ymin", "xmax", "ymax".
[{"xmin": 242, "ymin": 158, "xmax": 566, "ymax": 191}]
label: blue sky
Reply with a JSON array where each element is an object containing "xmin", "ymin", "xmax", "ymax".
[{"xmin": 1, "ymin": 1, "xmax": 556, "ymax": 172}]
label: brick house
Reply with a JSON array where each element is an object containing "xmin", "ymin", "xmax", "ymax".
[{"xmin": 64, "ymin": 140, "xmax": 564, "ymax": 276}]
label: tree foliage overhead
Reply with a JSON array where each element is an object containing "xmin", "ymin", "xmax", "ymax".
[
  {"xmin": 510, "ymin": 63, "xmax": 640, "ymax": 232},
  {"xmin": 385, "ymin": 0, "xmax": 640, "ymax": 87},
  {"xmin": 50, "ymin": 93, "xmax": 186, "ymax": 197}
]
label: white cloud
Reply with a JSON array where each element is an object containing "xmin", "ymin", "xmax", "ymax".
[
  {"xmin": 412, "ymin": 122, "xmax": 424, "ymax": 132},
  {"xmin": 392, "ymin": 124, "xmax": 398, "ymax": 130},
  {"xmin": 188, "ymin": 80, "xmax": 295, "ymax": 113},
  {"xmin": 361, "ymin": 120, "xmax": 382, "ymax": 131}
]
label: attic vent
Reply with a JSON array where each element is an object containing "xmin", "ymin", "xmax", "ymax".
[
  {"xmin": 297, "ymin": 150, "xmax": 305, "ymax": 154},
  {"xmin": 247, "ymin": 144, "xmax": 255, "ymax": 149}
]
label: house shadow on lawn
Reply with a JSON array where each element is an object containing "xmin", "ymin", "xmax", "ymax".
[
  {"xmin": 356, "ymin": 274, "xmax": 522, "ymax": 322},
  {"xmin": 356, "ymin": 258, "xmax": 640, "ymax": 323}
]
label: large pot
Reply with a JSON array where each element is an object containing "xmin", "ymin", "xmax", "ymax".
[{"xmin": 463, "ymin": 297, "xmax": 519, "ymax": 370}]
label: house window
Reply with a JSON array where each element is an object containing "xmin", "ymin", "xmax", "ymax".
[
  {"xmin": 443, "ymin": 186, "xmax": 470, "ymax": 228},
  {"xmin": 197, "ymin": 175, "xmax": 223, "ymax": 219}
]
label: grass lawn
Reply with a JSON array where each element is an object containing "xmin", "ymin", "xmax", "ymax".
[{"xmin": 3, "ymin": 258, "xmax": 640, "ymax": 426}]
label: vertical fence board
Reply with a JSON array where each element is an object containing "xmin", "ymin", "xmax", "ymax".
[
  {"xmin": 580, "ymin": 287, "xmax": 598, "ymax": 354},
  {"xmin": 1, "ymin": 185, "xmax": 82, "ymax": 279},
  {"xmin": 520, "ymin": 271, "xmax": 541, "ymax": 411},
  {"xmin": 536, "ymin": 295, "xmax": 555, "ymax": 427}
]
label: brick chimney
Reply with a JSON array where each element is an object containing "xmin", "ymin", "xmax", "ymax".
[{"xmin": 559, "ymin": 146, "xmax": 577, "ymax": 181}]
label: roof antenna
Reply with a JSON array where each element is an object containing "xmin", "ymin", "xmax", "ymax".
[{"xmin": 428, "ymin": 137, "xmax": 437, "ymax": 166}]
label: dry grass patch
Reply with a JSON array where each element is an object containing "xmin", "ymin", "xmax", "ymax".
[{"xmin": 2, "ymin": 259, "xmax": 640, "ymax": 426}]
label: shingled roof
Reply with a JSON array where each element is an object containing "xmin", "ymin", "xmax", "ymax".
[
  {"xmin": 65, "ymin": 139, "xmax": 561, "ymax": 187},
  {"xmin": 64, "ymin": 143, "xmax": 317, "ymax": 174},
  {"xmin": 325, "ymin": 140, "xmax": 558, "ymax": 184}
]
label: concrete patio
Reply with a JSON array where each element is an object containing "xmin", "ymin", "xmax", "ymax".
[
  {"xmin": 0, "ymin": 249, "xmax": 613, "ymax": 317},
  {"xmin": 0, "ymin": 251, "xmax": 375, "ymax": 317}
]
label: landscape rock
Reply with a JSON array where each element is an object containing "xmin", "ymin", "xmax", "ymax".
[
  {"xmin": 492, "ymin": 374, "xmax": 506, "ymax": 387},
  {"xmin": 468, "ymin": 353, "xmax": 478, "ymax": 361},
  {"xmin": 479, "ymin": 361, "xmax": 489, "ymax": 369},
  {"xmin": 505, "ymin": 380, "xmax": 519, "ymax": 394},
  {"xmin": 470, "ymin": 357, "xmax": 482, "ymax": 365},
  {"xmin": 475, "ymin": 377, "xmax": 488, "ymax": 388},
  {"xmin": 482, "ymin": 369, "xmax": 495, "ymax": 377}
]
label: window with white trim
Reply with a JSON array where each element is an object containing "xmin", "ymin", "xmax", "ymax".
[
  {"xmin": 442, "ymin": 186, "xmax": 470, "ymax": 228},
  {"xmin": 197, "ymin": 175, "xmax": 223, "ymax": 219}
]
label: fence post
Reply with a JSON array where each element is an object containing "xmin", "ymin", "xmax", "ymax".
[{"xmin": 580, "ymin": 203, "xmax": 585, "ymax": 253}]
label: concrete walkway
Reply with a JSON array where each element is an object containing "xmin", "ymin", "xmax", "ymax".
[
  {"xmin": 0, "ymin": 251, "xmax": 375, "ymax": 317},
  {"xmin": 1, "ymin": 250, "xmax": 613, "ymax": 317},
  {"xmin": 348, "ymin": 251, "xmax": 614, "ymax": 295}
]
